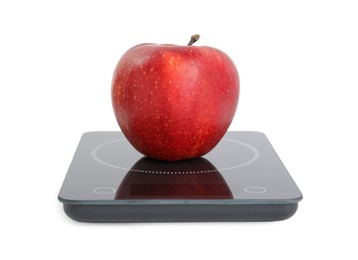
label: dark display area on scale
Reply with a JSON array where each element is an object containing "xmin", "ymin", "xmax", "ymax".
[{"xmin": 58, "ymin": 131, "xmax": 303, "ymax": 222}]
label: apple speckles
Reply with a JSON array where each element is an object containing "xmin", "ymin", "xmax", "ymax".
[
  {"xmin": 155, "ymin": 110, "xmax": 161, "ymax": 120},
  {"xmin": 169, "ymin": 57, "xmax": 175, "ymax": 66}
]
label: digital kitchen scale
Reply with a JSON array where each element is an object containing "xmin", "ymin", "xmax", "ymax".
[{"xmin": 58, "ymin": 131, "xmax": 303, "ymax": 222}]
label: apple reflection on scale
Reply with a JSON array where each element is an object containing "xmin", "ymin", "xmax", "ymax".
[{"xmin": 58, "ymin": 131, "xmax": 303, "ymax": 222}]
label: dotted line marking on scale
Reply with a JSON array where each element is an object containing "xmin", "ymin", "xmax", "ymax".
[{"xmin": 129, "ymin": 169, "xmax": 219, "ymax": 175}]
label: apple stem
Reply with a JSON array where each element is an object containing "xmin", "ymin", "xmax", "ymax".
[{"xmin": 187, "ymin": 34, "xmax": 200, "ymax": 46}]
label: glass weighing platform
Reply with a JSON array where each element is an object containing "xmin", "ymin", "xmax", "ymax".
[{"xmin": 58, "ymin": 131, "xmax": 303, "ymax": 222}]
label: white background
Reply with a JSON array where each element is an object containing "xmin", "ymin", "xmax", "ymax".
[{"xmin": 1, "ymin": 0, "xmax": 357, "ymax": 259}]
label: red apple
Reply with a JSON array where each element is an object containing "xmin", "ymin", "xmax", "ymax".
[{"xmin": 111, "ymin": 35, "xmax": 239, "ymax": 161}]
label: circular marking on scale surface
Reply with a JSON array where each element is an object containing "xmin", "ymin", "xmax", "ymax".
[
  {"xmin": 218, "ymin": 138, "xmax": 260, "ymax": 171},
  {"xmin": 244, "ymin": 186, "xmax": 267, "ymax": 194},
  {"xmin": 91, "ymin": 138, "xmax": 131, "ymax": 171},
  {"xmin": 93, "ymin": 187, "xmax": 116, "ymax": 194},
  {"xmin": 91, "ymin": 137, "xmax": 260, "ymax": 173}
]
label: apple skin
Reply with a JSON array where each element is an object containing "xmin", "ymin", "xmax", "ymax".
[{"xmin": 112, "ymin": 42, "xmax": 239, "ymax": 161}]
